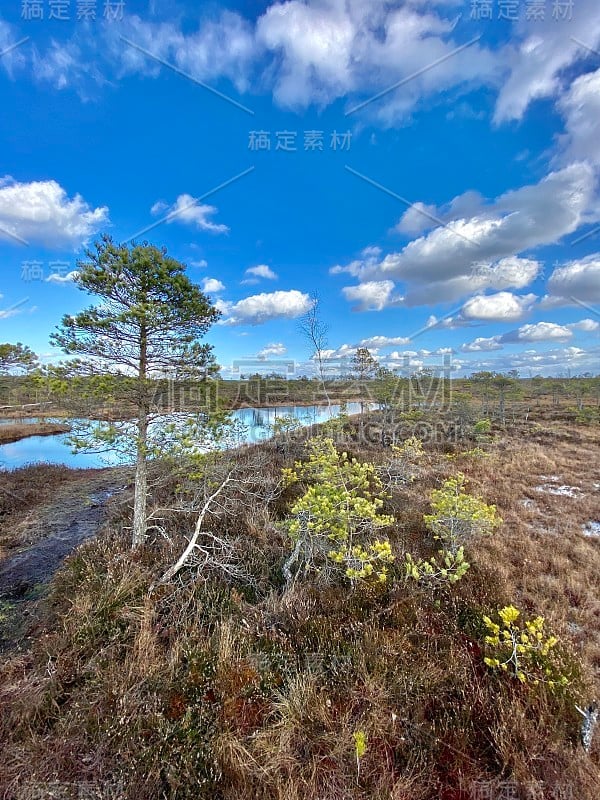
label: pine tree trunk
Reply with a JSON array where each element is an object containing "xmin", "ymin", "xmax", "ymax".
[
  {"xmin": 132, "ymin": 319, "xmax": 149, "ymax": 549},
  {"xmin": 132, "ymin": 425, "xmax": 147, "ymax": 549}
]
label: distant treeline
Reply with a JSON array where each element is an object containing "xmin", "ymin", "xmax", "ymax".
[{"xmin": 1, "ymin": 371, "xmax": 599, "ymax": 419}]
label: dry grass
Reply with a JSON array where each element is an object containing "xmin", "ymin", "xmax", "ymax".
[
  {"xmin": 0, "ymin": 412, "xmax": 598, "ymax": 799},
  {"xmin": 464, "ymin": 421, "xmax": 600, "ymax": 688}
]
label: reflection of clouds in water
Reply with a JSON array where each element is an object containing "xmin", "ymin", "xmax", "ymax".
[
  {"xmin": 0, "ymin": 418, "xmax": 40, "ymax": 426},
  {"xmin": 584, "ymin": 522, "xmax": 600, "ymax": 538},
  {"xmin": 0, "ymin": 432, "xmax": 114, "ymax": 471},
  {"xmin": 0, "ymin": 403, "xmax": 371, "ymax": 470}
]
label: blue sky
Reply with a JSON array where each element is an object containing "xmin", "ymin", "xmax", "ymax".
[{"xmin": 0, "ymin": 0, "xmax": 599, "ymax": 377}]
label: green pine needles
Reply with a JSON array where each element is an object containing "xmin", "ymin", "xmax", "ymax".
[
  {"xmin": 282, "ymin": 437, "xmax": 394, "ymax": 585},
  {"xmin": 406, "ymin": 472, "xmax": 501, "ymax": 588}
]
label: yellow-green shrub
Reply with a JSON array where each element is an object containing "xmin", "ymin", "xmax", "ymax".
[
  {"xmin": 383, "ymin": 435, "xmax": 425, "ymax": 486},
  {"xmin": 483, "ymin": 605, "xmax": 570, "ymax": 691},
  {"xmin": 405, "ymin": 546, "xmax": 469, "ymax": 586},
  {"xmin": 282, "ymin": 437, "xmax": 395, "ymax": 585},
  {"xmin": 424, "ymin": 473, "xmax": 501, "ymax": 553},
  {"xmin": 405, "ymin": 473, "xmax": 500, "ymax": 588}
]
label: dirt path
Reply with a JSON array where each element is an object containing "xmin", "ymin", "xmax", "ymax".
[{"xmin": 0, "ymin": 470, "xmax": 129, "ymax": 602}]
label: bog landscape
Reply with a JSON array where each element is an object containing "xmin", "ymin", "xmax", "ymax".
[{"xmin": 0, "ymin": 3, "xmax": 599, "ymax": 799}]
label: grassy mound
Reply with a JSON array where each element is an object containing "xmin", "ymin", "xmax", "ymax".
[{"xmin": 0, "ymin": 417, "xmax": 598, "ymax": 799}]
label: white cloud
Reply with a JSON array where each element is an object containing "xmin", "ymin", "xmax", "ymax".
[
  {"xmin": 18, "ymin": 3, "xmax": 503, "ymax": 125},
  {"xmin": 425, "ymin": 314, "xmax": 470, "ymax": 330},
  {"xmin": 0, "ymin": 20, "xmax": 27, "ymax": 77},
  {"xmin": 396, "ymin": 256, "xmax": 541, "ymax": 308},
  {"xmin": 462, "ymin": 320, "xmax": 578, "ymax": 352},
  {"xmin": 494, "ymin": 1, "xmax": 600, "ymax": 123},
  {"xmin": 360, "ymin": 245, "xmax": 382, "ymax": 258},
  {"xmin": 384, "ymin": 351, "xmax": 426, "ymax": 371},
  {"xmin": 503, "ymin": 322, "xmax": 573, "ymax": 343},
  {"xmin": 331, "ymin": 246, "xmax": 383, "ymax": 277},
  {"xmin": 394, "ymin": 202, "xmax": 439, "ymax": 235},
  {"xmin": 557, "ymin": 68, "xmax": 600, "ymax": 167},
  {"xmin": 190, "ymin": 259, "xmax": 208, "ymax": 268},
  {"xmin": 151, "ymin": 195, "xmax": 229, "ymax": 234},
  {"xmin": 32, "ymin": 41, "xmax": 78, "ymax": 90},
  {"xmin": 342, "ymin": 280, "xmax": 403, "ymax": 311},
  {"xmin": 357, "ymin": 335, "xmax": 411, "ymax": 348},
  {"xmin": 202, "ymin": 277, "xmax": 226, "ymax": 293},
  {"xmin": 545, "ymin": 255, "xmax": 600, "ymax": 305},
  {"xmin": 466, "ymin": 346, "xmax": 597, "ymax": 377},
  {"xmin": 0, "ymin": 308, "xmax": 22, "ymax": 320},
  {"xmin": 461, "ymin": 336, "xmax": 503, "ymax": 353},
  {"xmin": 109, "ymin": 11, "xmax": 256, "ymax": 92},
  {"xmin": 0, "ymin": 177, "xmax": 108, "ymax": 249},
  {"xmin": 320, "ymin": 343, "xmax": 358, "ymax": 360},
  {"xmin": 10, "ymin": 1, "xmax": 600, "ymax": 133},
  {"xmin": 568, "ymin": 318, "xmax": 600, "ymax": 332},
  {"xmin": 333, "ymin": 164, "xmax": 593, "ymax": 307},
  {"xmin": 255, "ymin": 0, "xmax": 357, "ymax": 108},
  {"xmin": 257, "ymin": 342, "xmax": 287, "ymax": 357},
  {"xmin": 31, "ymin": 39, "xmax": 107, "ymax": 97},
  {"xmin": 46, "ymin": 271, "xmax": 79, "ymax": 284},
  {"xmin": 242, "ymin": 264, "xmax": 278, "ymax": 284},
  {"xmin": 255, "ymin": 1, "xmax": 498, "ymax": 119},
  {"xmin": 216, "ymin": 289, "xmax": 313, "ymax": 326},
  {"xmin": 470, "ymin": 257, "xmax": 541, "ymax": 292},
  {"xmin": 461, "ymin": 292, "xmax": 537, "ymax": 322}
]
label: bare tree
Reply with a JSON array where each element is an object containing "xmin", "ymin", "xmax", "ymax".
[{"xmin": 299, "ymin": 295, "xmax": 331, "ymax": 411}]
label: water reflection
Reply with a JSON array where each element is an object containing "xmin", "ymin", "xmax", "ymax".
[{"xmin": 0, "ymin": 403, "xmax": 366, "ymax": 471}]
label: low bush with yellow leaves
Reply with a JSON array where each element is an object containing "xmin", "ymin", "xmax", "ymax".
[
  {"xmin": 381, "ymin": 435, "xmax": 426, "ymax": 486},
  {"xmin": 482, "ymin": 605, "xmax": 571, "ymax": 691},
  {"xmin": 282, "ymin": 436, "xmax": 395, "ymax": 585},
  {"xmin": 424, "ymin": 473, "xmax": 501, "ymax": 552},
  {"xmin": 405, "ymin": 546, "xmax": 470, "ymax": 586},
  {"xmin": 405, "ymin": 473, "xmax": 500, "ymax": 588}
]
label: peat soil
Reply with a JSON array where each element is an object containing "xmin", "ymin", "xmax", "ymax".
[{"xmin": 0, "ymin": 468, "xmax": 130, "ymax": 651}]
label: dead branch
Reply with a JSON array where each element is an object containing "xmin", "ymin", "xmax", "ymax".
[{"xmin": 158, "ymin": 472, "xmax": 234, "ymax": 584}]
